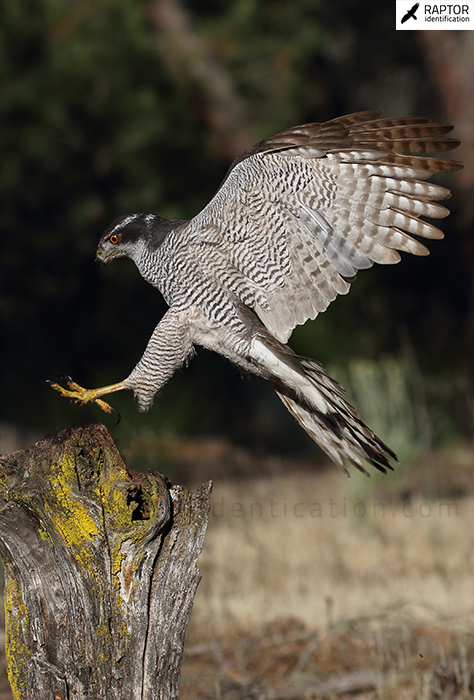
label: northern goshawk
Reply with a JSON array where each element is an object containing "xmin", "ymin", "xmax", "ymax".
[{"xmin": 51, "ymin": 111, "xmax": 462, "ymax": 475}]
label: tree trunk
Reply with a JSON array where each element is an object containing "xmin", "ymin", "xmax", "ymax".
[
  {"xmin": 420, "ymin": 31, "xmax": 474, "ymax": 226},
  {"xmin": 0, "ymin": 423, "xmax": 212, "ymax": 699}
]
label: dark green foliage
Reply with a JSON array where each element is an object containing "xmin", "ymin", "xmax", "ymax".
[
  {"xmin": 0, "ymin": 0, "xmax": 470, "ymax": 451},
  {"xmin": 195, "ymin": 0, "xmax": 323, "ymax": 133},
  {"xmin": 0, "ymin": 0, "xmax": 215, "ymax": 424}
]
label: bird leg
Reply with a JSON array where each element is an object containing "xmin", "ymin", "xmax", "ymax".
[{"xmin": 48, "ymin": 376, "xmax": 126, "ymax": 421}]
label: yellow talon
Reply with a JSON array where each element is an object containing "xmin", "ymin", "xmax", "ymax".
[
  {"xmin": 93, "ymin": 398, "xmax": 117, "ymax": 415},
  {"xmin": 48, "ymin": 376, "xmax": 125, "ymax": 422}
]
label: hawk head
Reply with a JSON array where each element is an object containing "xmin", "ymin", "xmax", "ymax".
[{"xmin": 96, "ymin": 213, "xmax": 185, "ymax": 265}]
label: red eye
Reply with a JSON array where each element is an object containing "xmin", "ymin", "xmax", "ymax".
[{"xmin": 110, "ymin": 234, "xmax": 119, "ymax": 244}]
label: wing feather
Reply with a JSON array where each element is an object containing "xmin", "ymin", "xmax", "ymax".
[{"xmin": 183, "ymin": 112, "xmax": 462, "ymax": 342}]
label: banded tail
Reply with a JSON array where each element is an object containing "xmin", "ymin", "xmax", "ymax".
[{"xmin": 252, "ymin": 337, "xmax": 397, "ymax": 475}]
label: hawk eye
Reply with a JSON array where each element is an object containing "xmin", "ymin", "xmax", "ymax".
[{"xmin": 109, "ymin": 234, "xmax": 119, "ymax": 244}]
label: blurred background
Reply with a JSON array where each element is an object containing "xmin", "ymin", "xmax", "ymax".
[
  {"xmin": 1, "ymin": 3, "xmax": 474, "ymax": 698},
  {"xmin": 1, "ymin": 0, "xmax": 473, "ymax": 469}
]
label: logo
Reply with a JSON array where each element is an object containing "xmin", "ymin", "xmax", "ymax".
[
  {"xmin": 396, "ymin": 0, "xmax": 474, "ymax": 29},
  {"xmin": 401, "ymin": 2, "xmax": 420, "ymax": 22}
]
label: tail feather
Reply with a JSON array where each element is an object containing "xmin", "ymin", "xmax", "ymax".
[
  {"xmin": 276, "ymin": 390, "xmax": 396, "ymax": 476},
  {"xmin": 252, "ymin": 336, "xmax": 397, "ymax": 475}
]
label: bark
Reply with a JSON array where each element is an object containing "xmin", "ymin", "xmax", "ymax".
[{"xmin": 0, "ymin": 423, "xmax": 212, "ymax": 699}]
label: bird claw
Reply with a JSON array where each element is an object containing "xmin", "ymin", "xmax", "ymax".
[
  {"xmin": 48, "ymin": 376, "xmax": 121, "ymax": 423},
  {"xmin": 96, "ymin": 399, "xmax": 121, "ymax": 424}
]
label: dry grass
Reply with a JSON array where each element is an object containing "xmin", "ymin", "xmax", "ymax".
[
  {"xmin": 192, "ymin": 471, "xmax": 474, "ymax": 633},
  {"xmin": 182, "ymin": 614, "xmax": 474, "ymax": 699},
  {"xmin": 181, "ymin": 465, "xmax": 474, "ymax": 698}
]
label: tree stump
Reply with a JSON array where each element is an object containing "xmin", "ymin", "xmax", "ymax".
[{"xmin": 0, "ymin": 423, "xmax": 212, "ymax": 699}]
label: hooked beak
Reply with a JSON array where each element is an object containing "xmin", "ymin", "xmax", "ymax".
[{"xmin": 95, "ymin": 248, "xmax": 116, "ymax": 267}]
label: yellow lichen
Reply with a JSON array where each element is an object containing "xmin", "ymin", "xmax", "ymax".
[
  {"xmin": 38, "ymin": 523, "xmax": 53, "ymax": 545},
  {"xmin": 98, "ymin": 464, "xmax": 167, "ymax": 598},
  {"xmin": 43, "ymin": 452, "xmax": 100, "ymax": 570},
  {"xmin": 4, "ymin": 576, "xmax": 31, "ymax": 700}
]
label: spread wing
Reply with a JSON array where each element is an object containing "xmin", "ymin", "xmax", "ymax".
[{"xmin": 184, "ymin": 111, "xmax": 462, "ymax": 343}]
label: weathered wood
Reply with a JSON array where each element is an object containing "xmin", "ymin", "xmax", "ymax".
[{"xmin": 0, "ymin": 423, "xmax": 212, "ymax": 699}]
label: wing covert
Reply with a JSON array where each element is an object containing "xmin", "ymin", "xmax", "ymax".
[{"xmin": 184, "ymin": 112, "xmax": 462, "ymax": 342}]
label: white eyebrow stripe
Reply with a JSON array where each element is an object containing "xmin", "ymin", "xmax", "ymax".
[{"xmin": 112, "ymin": 213, "xmax": 141, "ymax": 232}]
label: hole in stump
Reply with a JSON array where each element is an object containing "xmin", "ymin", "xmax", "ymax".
[{"xmin": 126, "ymin": 486, "xmax": 150, "ymax": 520}]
